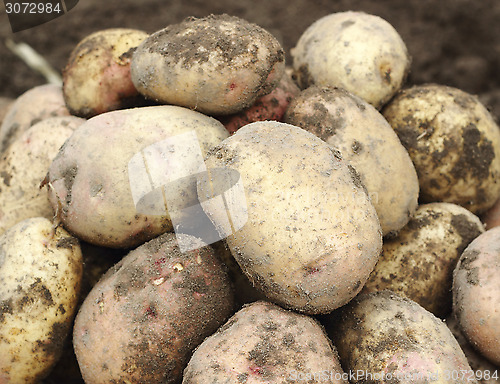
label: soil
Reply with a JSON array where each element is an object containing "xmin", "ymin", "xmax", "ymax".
[{"xmin": 1, "ymin": 0, "xmax": 500, "ymax": 118}]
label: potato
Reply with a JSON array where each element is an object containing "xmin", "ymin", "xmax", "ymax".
[
  {"xmin": 73, "ymin": 232, "xmax": 234, "ymax": 384},
  {"xmin": 131, "ymin": 14, "xmax": 285, "ymax": 115},
  {"xmin": 197, "ymin": 121, "xmax": 382, "ymax": 314},
  {"xmin": 291, "ymin": 11, "xmax": 410, "ymax": 109},
  {"xmin": 446, "ymin": 316, "xmax": 499, "ymax": 384},
  {"xmin": 382, "ymin": 84, "xmax": 500, "ymax": 214},
  {"xmin": 324, "ymin": 290, "xmax": 477, "ymax": 384},
  {"xmin": 218, "ymin": 70, "xmax": 300, "ymax": 134},
  {"xmin": 0, "ymin": 116, "xmax": 85, "ymax": 235},
  {"xmin": 362, "ymin": 202, "xmax": 484, "ymax": 318},
  {"xmin": 0, "ymin": 84, "xmax": 71, "ymax": 152},
  {"xmin": 452, "ymin": 227, "xmax": 500, "ymax": 366},
  {"xmin": 0, "ymin": 217, "xmax": 83, "ymax": 383},
  {"xmin": 284, "ymin": 86, "xmax": 419, "ymax": 236},
  {"xmin": 47, "ymin": 105, "xmax": 229, "ymax": 249},
  {"xmin": 63, "ymin": 28, "xmax": 149, "ymax": 118},
  {"xmin": 183, "ymin": 300, "xmax": 347, "ymax": 383}
]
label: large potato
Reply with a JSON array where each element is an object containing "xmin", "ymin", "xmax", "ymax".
[
  {"xmin": 73, "ymin": 232, "xmax": 234, "ymax": 384},
  {"xmin": 0, "ymin": 116, "xmax": 85, "ymax": 235},
  {"xmin": 131, "ymin": 14, "xmax": 285, "ymax": 115},
  {"xmin": 291, "ymin": 11, "xmax": 410, "ymax": 109},
  {"xmin": 63, "ymin": 28, "xmax": 149, "ymax": 118},
  {"xmin": 383, "ymin": 84, "xmax": 500, "ymax": 214},
  {"xmin": 47, "ymin": 105, "xmax": 229, "ymax": 248},
  {"xmin": 197, "ymin": 121, "xmax": 382, "ymax": 314},
  {"xmin": 362, "ymin": 202, "xmax": 484, "ymax": 318},
  {"xmin": 324, "ymin": 290, "xmax": 478, "ymax": 384},
  {"xmin": 0, "ymin": 84, "xmax": 70, "ymax": 152},
  {"xmin": 0, "ymin": 217, "xmax": 83, "ymax": 383},
  {"xmin": 453, "ymin": 227, "xmax": 500, "ymax": 366},
  {"xmin": 284, "ymin": 86, "xmax": 419, "ymax": 236},
  {"xmin": 183, "ymin": 300, "xmax": 347, "ymax": 383}
]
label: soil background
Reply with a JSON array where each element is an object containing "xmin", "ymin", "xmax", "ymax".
[{"xmin": 1, "ymin": 0, "xmax": 500, "ymax": 382}]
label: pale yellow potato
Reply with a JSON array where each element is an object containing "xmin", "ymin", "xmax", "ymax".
[
  {"xmin": 0, "ymin": 217, "xmax": 83, "ymax": 383},
  {"xmin": 362, "ymin": 202, "xmax": 484, "ymax": 318},
  {"xmin": 284, "ymin": 86, "xmax": 419, "ymax": 236},
  {"xmin": 291, "ymin": 11, "xmax": 410, "ymax": 109},
  {"xmin": 63, "ymin": 28, "xmax": 149, "ymax": 118},
  {"xmin": 325, "ymin": 290, "xmax": 477, "ymax": 384},
  {"xmin": 0, "ymin": 84, "xmax": 71, "ymax": 152},
  {"xmin": 197, "ymin": 121, "xmax": 382, "ymax": 314},
  {"xmin": 383, "ymin": 84, "xmax": 500, "ymax": 214},
  {"xmin": 183, "ymin": 301, "xmax": 348, "ymax": 383},
  {"xmin": 131, "ymin": 14, "xmax": 285, "ymax": 115},
  {"xmin": 47, "ymin": 105, "xmax": 229, "ymax": 248},
  {"xmin": 0, "ymin": 116, "xmax": 85, "ymax": 235},
  {"xmin": 453, "ymin": 227, "xmax": 500, "ymax": 366}
]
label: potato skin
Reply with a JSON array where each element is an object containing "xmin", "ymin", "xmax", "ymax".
[
  {"xmin": 183, "ymin": 300, "xmax": 347, "ymax": 384},
  {"xmin": 73, "ymin": 232, "xmax": 234, "ymax": 384},
  {"xmin": 452, "ymin": 227, "xmax": 500, "ymax": 366},
  {"xmin": 324, "ymin": 290, "xmax": 477, "ymax": 384},
  {"xmin": 0, "ymin": 217, "xmax": 83, "ymax": 383},
  {"xmin": 0, "ymin": 84, "xmax": 70, "ymax": 153},
  {"xmin": 383, "ymin": 84, "xmax": 500, "ymax": 214},
  {"xmin": 131, "ymin": 14, "xmax": 285, "ymax": 115},
  {"xmin": 47, "ymin": 105, "xmax": 229, "ymax": 248},
  {"xmin": 0, "ymin": 116, "xmax": 85, "ymax": 235},
  {"xmin": 284, "ymin": 86, "xmax": 419, "ymax": 236},
  {"xmin": 198, "ymin": 121, "xmax": 382, "ymax": 314},
  {"xmin": 63, "ymin": 28, "xmax": 149, "ymax": 118},
  {"xmin": 291, "ymin": 11, "xmax": 410, "ymax": 109},
  {"xmin": 362, "ymin": 202, "xmax": 484, "ymax": 318}
]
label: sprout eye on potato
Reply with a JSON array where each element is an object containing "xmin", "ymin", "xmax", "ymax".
[
  {"xmin": 291, "ymin": 11, "xmax": 410, "ymax": 109},
  {"xmin": 131, "ymin": 14, "xmax": 286, "ymax": 115}
]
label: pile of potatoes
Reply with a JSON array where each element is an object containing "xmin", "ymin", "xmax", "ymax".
[{"xmin": 0, "ymin": 11, "xmax": 498, "ymax": 384}]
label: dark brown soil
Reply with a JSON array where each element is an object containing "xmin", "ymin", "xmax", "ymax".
[{"xmin": 1, "ymin": 0, "xmax": 500, "ymax": 118}]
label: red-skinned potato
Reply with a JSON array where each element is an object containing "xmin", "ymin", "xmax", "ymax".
[
  {"xmin": 63, "ymin": 28, "xmax": 149, "ymax": 118},
  {"xmin": 73, "ymin": 232, "xmax": 234, "ymax": 384}
]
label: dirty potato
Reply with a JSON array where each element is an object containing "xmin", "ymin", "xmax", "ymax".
[
  {"xmin": 183, "ymin": 301, "xmax": 348, "ymax": 383},
  {"xmin": 383, "ymin": 84, "xmax": 500, "ymax": 214},
  {"xmin": 131, "ymin": 14, "xmax": 285, "ymax": 115},
  {"xmin": 284, "ymin": 86, "xmax": 419, "ymax": 236},
  {"xmin": 197, "ymin": 121, "xmax": 382, "ymax": 314},
  {"xmin": 63, "ymin": 28, "xmax": 149, "ymax": 118},
  {"xmin": 73, "ymin": 232, "xmax": 234, "ymax": 384},
  {"xmin": 324, "ymin": 290, "xmax": 477, "ymax": 384},
  {"xmin": 0, "ymin": 217, "xmax": 83, "ymax": 383},
  {"xmin": 0, "ymin": 84, "xmax": 71, "ymax": 152},
  {"xmin": 453, "ymin": 227, "xmax": 500, "ymax": 366},
  {"xmin": 362, "ymin": 202, "xmax": 484, "ymax": 318},
  {"xmin": 291, "ymin": 11, "xmax": 410, "ymax": 109},
  {"xmin": 0, "ymin": 116, "xmax": 85, "ymax": 235}
]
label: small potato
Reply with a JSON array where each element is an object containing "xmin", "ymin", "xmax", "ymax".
[
  {"xmin": 47, "ymin": 105, "xmax": 229, "ymax": 248},
  {"xmin": 0, "ymin": 116, "xmax": 85, "ymax": 235},
  {"xmin": 197, "ymin": 121, "xmax": 382, "ymax": 314},
  {"xmin": 131, "ymin": 14, "xmax": 285, "ymax": 115},
  {"xmin": 218, "ymin": 70, "xmax": 300, "ymax": 134},
  {"xmin": 63, "ymin": 28, "xmax": 149, "ymax": 118},
  {"xmin": 446, "ymin": 316, "xmax": 499, "ymax": 384},
  {"xmin": 383, "ymin": 84, "xmax": 500, "ymax": 214},
  {"xmin": 0, "ymin": 217, "xmax": 83, "ymax": 383},
  {"xmin": 73, "ymin": 232, "xmax": 234, "ymax": 384},
  {"xmin": 453, "ymin": 227, "xmax": 500, "ymax": 366},
  {"xmin": 291, "ymin": 11, "xmax": 410, "ymax": 109},
  {"xmin": 362, "ymin": 202, "xmax": 484, "ymax": 318},
  {"xmin": 324, "ymin": 290, "xmax": 477, "ymax": 384},
  {"xmin": 183, "ymin": 300, "xmax": 347, "ymax": 383},
  {"xmin": 0, "ymin": 84, "xmax": 71, "ymax": 152},
  {"xmin": 284, "ymin": 86, "xmax": 419, "ymax": 236}
]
